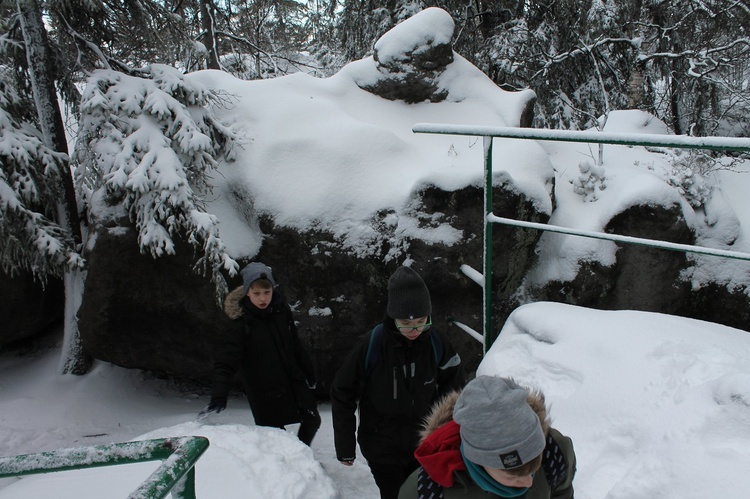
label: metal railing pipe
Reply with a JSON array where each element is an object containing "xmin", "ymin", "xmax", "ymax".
[
  {"xmin": 413, "ymin": 124, "xmax": 750, "ymax": 152},
  {"xmin": 413, "ymin": 123, "xmax": 750, "ymax": 351},
  {"xmin": 0, "ymin": 436, "xmax": 209, "ymax": 499},
  {"xmin": 488, "ymin": 215, "xmax": 750, "ymax": 261}
]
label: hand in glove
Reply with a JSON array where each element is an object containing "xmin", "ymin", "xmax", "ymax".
[{"xmin": 198, "ymin": 397, "xmax": 227, "ymax": 418}]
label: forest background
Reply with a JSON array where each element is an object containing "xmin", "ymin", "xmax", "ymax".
[{"xmin": 1, "ymin": 0, "xmax": 749, "ymax": 374}]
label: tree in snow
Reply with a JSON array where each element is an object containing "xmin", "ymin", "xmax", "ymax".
[
  {"xmin": 75, "ymin": 64, "xmax": 241, "ymax": 284},
  {"xmin": 663, "ymin": 150, "xmax": 715, "ymax": 209},
  {"xmin": 436, "ymin": 0, "xmax": 749, "ymax": 137},
  {"xmin": 1, "ymin": 0, "xmax": 240, "ymax": 374},
  {"xmin": 337, "ymin": 0, "xmax": 423, "ymax": 60},
  {"xmin": 0, "ymin": 0, "xmax": 93, "ymax": 375},
  {"xmin": 0, "ymin": 77, "xmax": 82, "ymax": 279}
]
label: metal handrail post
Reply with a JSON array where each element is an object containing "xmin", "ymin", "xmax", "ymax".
[
  {"xmin": 129, "ymin": 436, "xmax": 209, "ymax": 499},
  {"xmin": 483, "ymin": 136, "xmax": 494, "ymax": 352}
]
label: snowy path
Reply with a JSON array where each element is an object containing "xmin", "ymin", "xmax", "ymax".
[{"xmin": 0, "ymin": 331, "xmax": 379, "ymax": 498}]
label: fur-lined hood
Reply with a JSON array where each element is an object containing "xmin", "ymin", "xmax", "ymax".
[
  {"xmin": 224, "ymin": 286, "xmax": 247, "ymax": 320},
  {"xmin": 419, "ymin": 382, "xmax": 551, "ymax": 443}
]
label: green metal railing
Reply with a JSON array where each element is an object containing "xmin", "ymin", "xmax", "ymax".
[
  {"xmin": 0, "ymin": 436, "xmax": 209, "ymax": 499},
  {"xmin": 413, "ymin": 123, "xmax": 750, "ymax": 352}
]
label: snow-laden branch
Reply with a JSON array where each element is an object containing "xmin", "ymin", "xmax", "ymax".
[
  {"xmin": 532, "ymin": 32, "xmax": 749, "ymax": 86},
  {"xmin": 638, "ymin": 37, "xmax": 750, "ymax": 63},
  {"xmin": 76, "ymin": 64, "xmax": 241, "ymax": 279},
  {"xmin": 0, "ymin": 83, "xmax": 83, "ymax": 278},
  {"xmin": 532, "ymin": 37, "xmax": 639, "ymax": 80}
]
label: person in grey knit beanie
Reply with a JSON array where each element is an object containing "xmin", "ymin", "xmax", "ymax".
[
  {"xmin": 398, "ymin": 375, "xmax": 576, "ymax": 498},
  {"xmin": 453, "ymin": 376, "xmax": 545, "ymax": 470},
  {"xmin": 241, "ymin": 262, "xmax": 276, "ymax": 295}
]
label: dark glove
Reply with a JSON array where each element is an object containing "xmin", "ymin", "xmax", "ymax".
[{"xmin": 198, "ymin": 397, "xmax": 226, "ymax": 418}]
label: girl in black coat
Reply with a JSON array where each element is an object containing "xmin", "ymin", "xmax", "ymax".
[
  {"xmin": 330, "ymin": 266, "xmax": 466, "ymax": 499},
  {"xmin": 201, "ymin": 262, "xmax": 320, "ymax": 445}
]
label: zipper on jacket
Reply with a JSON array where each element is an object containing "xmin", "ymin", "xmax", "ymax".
[{"xmin": 393, "ymin": 367, "xmax": 397, "ymax": 399}]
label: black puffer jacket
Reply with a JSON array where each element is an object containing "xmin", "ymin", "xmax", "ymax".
[
  {"xmin": 331, "ymin": 319, "xmax": 465, "ymax": 465},
  {"xmin": 210, "ymin": 286, "xmax": 317, "ymax": 427}
]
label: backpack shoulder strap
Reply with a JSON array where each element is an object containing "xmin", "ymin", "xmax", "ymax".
[
  {"xmin": 429, "ymin": 329, "xmax": 444, "ymax": 365},
  {"xmin": 364, "ymin": 324, "xmax": 385, "ymax": 377},
  {"xmin": 365, "ymin": 325, "xmax": 444, "ymax": 375}
]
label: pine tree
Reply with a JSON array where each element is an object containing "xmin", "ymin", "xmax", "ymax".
[
  {"xmin": 75, "ymin": 65, "xmax": 241, "ymax": 282},
  {"xmin": 1, "ymin": 0, "xmax": 240, "ymax": 374},
  {"xmin": 5, "ymin": 0, "xmax": 91, "ymax": 374}
]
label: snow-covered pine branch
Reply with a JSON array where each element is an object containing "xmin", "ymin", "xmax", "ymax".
[
  {"xmin": 0, "ymin": 80, "xmax": 83, "ymax": 280},
  {"xmin": 76, "ymin": 64, "xmax": 240, "ymax": 280}
]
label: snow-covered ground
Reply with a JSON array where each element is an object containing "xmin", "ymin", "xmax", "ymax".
[
  {"xmin": 3, "ymin": 6, "xmax": 750, "ymax": 499},
  {"xmin": 0, "ymin": 328, "xmax": 379, "ymax": 498},
  {"xmin": 2, "ymin": 302, "xmax": 750, "ymax": 498}
]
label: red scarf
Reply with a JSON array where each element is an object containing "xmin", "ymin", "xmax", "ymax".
[{"xmin": 414, "ymin": 420, "xmax": 466, "ymax": 487}]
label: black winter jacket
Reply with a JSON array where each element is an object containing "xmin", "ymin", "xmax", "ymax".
[
  {"xmin": 210, "ymin": 286, "xmax": 317, "ymax": 427},
  {"xmin": 330, "ymin": 320, "xmax": 465, "ymax": 465}
]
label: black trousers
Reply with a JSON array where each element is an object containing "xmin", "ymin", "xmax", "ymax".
[
  {"xmin": 296, "ymin": 406, "xmax": 321, "ymax": 446},
  {"xmin": 368, "ymin": 458, "xmax": 420, "ymax": 499}
]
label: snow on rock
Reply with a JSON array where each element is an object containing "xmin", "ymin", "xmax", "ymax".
[
  {"xmin": 373, "ymin": 7, "xmax": 455, "ymax": 67},
  {"xmin": 479, "ymin": 301, "xmax": 750, "ymax": 499},
  {"xmin": 187, "ymin": 20, "xmax": 552, "ymax": 260}
]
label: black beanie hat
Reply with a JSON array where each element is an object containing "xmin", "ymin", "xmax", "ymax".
[{"xmin": 386, "ymin": 266, "xmax": 432, "ymax": 320}]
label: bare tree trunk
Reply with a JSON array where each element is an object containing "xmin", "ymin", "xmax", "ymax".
[
  {"xmin": 17, "ymin": 0, "xmax": 92, "ymax": 375},
  {"xmin": 17, "ymin": 0, "xmax": 81, "ymax": 243},
  {"xmin": 669, "ymin": 74, "xmax": 682, "ymax": 135},
  {"xmin": 626, "ymin": 66, "xmax": 645, "ymax": 109},
  {"xmin": 200, "ymin": 0, "xmax": 221, "ymax": 70}
]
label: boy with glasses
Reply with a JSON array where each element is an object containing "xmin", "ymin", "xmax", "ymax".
[{"xmin": 331, "ymin": 265, "xmax": 465, "ymax": 499}]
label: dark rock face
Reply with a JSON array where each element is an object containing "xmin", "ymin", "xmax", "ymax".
[
  {"xmin": 76, "ymin": 181, "xmax": 549, "ymax": 391},
  {"xmin": 524, "ymin": 203, "xmax": 698, "ymax": 315},
  {"xmin": 363, "ymin": 41, "xmax": 454, "ymax": 103},
  {"xmin": 686, "ymin": 283, "xmax": 750, "ymax": 331},
  {"xmin": 77, "ymin": 225, "xmax": 230, "ymax": 380},
  {"xmin": 0, "ymin": 270, "xmax": 64, "ymax": 346},
  {"xmin": 72, "ymin": 183, "xmax": 750, "ymax": 391}
]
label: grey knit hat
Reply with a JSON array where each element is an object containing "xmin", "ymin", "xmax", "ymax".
[
  {"xmin": 453, "ymin": 376, "xmax": 545, "ymax": 470},
  {"xmin": 386, "ymin": 266, "xmax": 432, "ymax": 320},
  {"xmin": 241, "ymin": 262, "xmax": 276, "ymax": 294}
]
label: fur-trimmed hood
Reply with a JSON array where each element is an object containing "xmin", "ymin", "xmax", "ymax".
[
  {"xmin": 419, "ymin": 382, "xmax": 551, "ymax": 443},
  {"xmin": 224, "ymin": 286, "xmax": 247, "ymax": 320}
]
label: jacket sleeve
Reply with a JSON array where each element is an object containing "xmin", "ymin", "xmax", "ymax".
[
  {"xmin": 329, "ymin": 333, "xmax": 369, "ymax": 461},
  {"xmin": 550, "ymin": 429, "xmax": 576, "ymax": 499},
  {"xmin": 210, "ymin": 320, "xmax": 244, "ymax": 400},
  {"xmin": 287, "ymin": 307, "xmax": 316, "ymax": 385},
  {"xmin": 435, "ymin": 331, "xmax": 466, "ymax": 397}
]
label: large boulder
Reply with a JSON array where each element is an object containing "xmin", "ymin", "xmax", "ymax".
[
  {"xmin": 355, "ymin": 7, "xmax": 536, "ymax": 126},
  {"xmin": 0, "ymin": 270, "xmax": 63, "ymax": 346},
  {"xmin": 70, "ymin": 7, "xmax": 750, "ymax": 393},
  {"xmin": 77, "ymin": 221, "xmax": 229, "ymax": 380},
  {"xmin": 77, "ymin": 180, "xmax": 549, "ymax": 390},
  {"xmin": 360, "ymin": 7, "xmax": 455, "ymax": 103},
  {"xmin": 526, "ymin": 203, "xmax": 694, "ymax": 313}
]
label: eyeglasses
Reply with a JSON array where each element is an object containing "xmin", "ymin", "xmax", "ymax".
[{"xmin": 395, "ymin": 320, "xmax": 432, "ymax": 332}]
